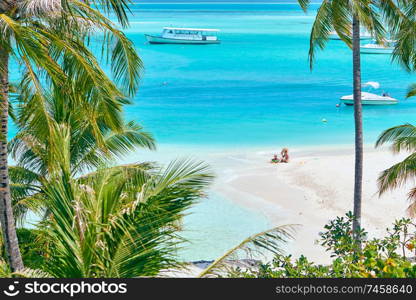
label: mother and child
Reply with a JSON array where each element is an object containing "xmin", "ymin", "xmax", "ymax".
[{"xmin": 271, "ymin": 148, "xmax": 289, "ymax": 164}]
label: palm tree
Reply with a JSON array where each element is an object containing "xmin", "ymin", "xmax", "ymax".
[
  {"xmin": 375, "ymin": 125, "xmax": 416, "ymax": 218},
  {"xmin": 6, "ymin": 74, "xmax": 214, "ymax": 277},
  {"xmin": 377, "ymin": 0, "xmax": 416, "ymax": 73},
  {"xmin": 297, "ymin": 0, "xmax": 385, "ymax": 245},
  {"xmin": 9, "ymin": 82, "xmax": 156, "ymax": 223},
  {"xmin": 0, "ymin": 0, "xmax": 141, "ymax": 271},
  {"xmin": 0, "ymin": 159, "xmax": 212, "ymax": 278},
  {"xmin": 33, "ymin": 159, "xmax": 212, "ymax": 277}
]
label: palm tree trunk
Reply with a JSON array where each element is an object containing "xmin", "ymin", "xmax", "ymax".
[
  {"xmin": 0, "ymin": 46, "xmax": 24, "ymax": 271},
  {"xmin": 352, "ymin": 15, "xmax": 363, "ymax": 248}
]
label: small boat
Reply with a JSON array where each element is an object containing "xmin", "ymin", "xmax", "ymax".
[
  {"xmin": 340, "ymin": 82, "xmax": 398, "ymax": 106},
  {"xmin": 145, "ymin": 27, "xmax": 220, "ymax": 45},
  {"xmin": 329, "ymin": 30, "xmax": 372, "ymax": 40},
  {"xmin": 340, "ymin": 92, "xmax": 398, "ymax": 105},
  {"xmin": 360, "ymin": 40, "xmax": 395, "ymax": 54}
]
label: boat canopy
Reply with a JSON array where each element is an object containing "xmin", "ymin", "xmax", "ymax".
[
  {"xmin": 363, "ymin": 81, "xmax": 380, "ymax": 89},
  {"xmin": 163, "ymin": 27, "xmax": 220, "ymax": 32}
]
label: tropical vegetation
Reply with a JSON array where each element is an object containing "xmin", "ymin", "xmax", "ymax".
[
  {"xmin": 0, "ymin": 50, "xmax": 213, "ymax": 278},
  {"xmin": 376, "ymin": 125, "xmax": 416, "ymax": 218},
  {"xmin": 0, "ymin": 0, "xmax": 214, "ymax": 278},
  {"xmin": 0, "ymin": 0, "xmax": 143, "ymax": 271},
  {"xmin": 226, "ymin": 213, "xmax": 416, "ymax": 278},
  {"xmin": 0, "ymin": 158, "xmax": 212, "ymax": 278},
  {"xmin": 373, "ymin": 1, "xmax": 416, "ymax": 220}
]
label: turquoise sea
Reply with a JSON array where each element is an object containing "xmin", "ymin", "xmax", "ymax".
[
  {"xmin": 122, "ymin": 2, "xmax": 415, "ymax": 149},
  {"xmin": 13, "ymin": 1, "xmax": 416, "ymax": 261}
]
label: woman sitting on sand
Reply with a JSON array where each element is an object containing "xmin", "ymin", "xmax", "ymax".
[
  {"xmin": 280, "ymin": 148, "xmax": 289, "ymax": 163},
  {"xmin": 270, "ymin": 154, "xmax": 280, "ymax": 164}
]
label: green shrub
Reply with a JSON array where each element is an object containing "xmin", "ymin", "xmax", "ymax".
[
  {"xmin": 0, "ymin": 228, "xmax": 48, "ymax": 271},
  {"xmin": 228, "ymin": 213, "xmax": 416, "ymax": 278}
]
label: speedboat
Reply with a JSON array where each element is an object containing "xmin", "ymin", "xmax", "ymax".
[
  {"xmin": 329, "ymin": 30, "xmax": 372, "ymax": 40},
  {"xmin": 145, "ymin": 27, "xmax": 220, "ymax": 44},
  {"xmin": 340, "ymin": 92, "xmax": 398, "ymax": 105},
  {"xmin": 360, "ymin": 40, "xmax": 395, "ymax": 54},
  {"xmin": 340, "ymin": 82, "xmax": 398, "ymax": 106}
]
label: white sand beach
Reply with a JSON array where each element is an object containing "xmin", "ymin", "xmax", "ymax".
[
  {"xmin": 130, "ymin": 144, "xmax": 413, "ymax": 270},
  {"xmin": 204, "ymin": 145, "xmax": 412, "ymax": 264}
]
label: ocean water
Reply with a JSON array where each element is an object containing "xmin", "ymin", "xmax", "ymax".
[
  {"xmin": 12, "ymin": 2, "xmax": 416, "ymax": 261},
  {"xmin": 179, "ymin": 192, "xmax": 271, "ymax": 261},
  {"xmin": 118, "ymin": 2, "xmax": 416, "ymax": 149}
]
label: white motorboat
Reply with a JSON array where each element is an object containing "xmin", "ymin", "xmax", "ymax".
[
  {"xmin": 360, "ymin": 40, "xmax": 395, "ymax": 54},
  {"xmin": 145, "ymin": 27, "xmax": 220, "ymax": 44},
  {"xmin": 340, "ymin": 92, "xmax": 398, "ymax": 105},
  {"xmin": 329, "ymin": 30, "xmax": 372, "ymax": 40},
  {"xmin": 340, "ymin": 82, "xmax": 398, "ymax": 106}
]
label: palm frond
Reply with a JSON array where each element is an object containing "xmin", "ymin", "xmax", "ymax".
[
  {"xmin": 298, "ymin": 0, "xmax": 388, "ymax": 69},
  {"xmin": 198, "ymin": 225, "xmax": 297, "ymax": 278},
  {"xmin": 331, "ymin": 0, "xmax": 353, "ymax": 47},
  {"xmin": 91, "ymin": 0, "xmax": 132, "ymax": 28},
  {"xmin": 406, "ymin": 187, "xmax": 416, "ymax": 218},
  {"xmin": 0, "ymin": 259, "xmax": 50, "ymax": 278},
  {"xmin": 375, "ymin": 124, "xmax": 416, "ymax": 153},
  {"xmin": 377, "ymin": 152, "xmax": 416, "ymax": 195},
  {"xmin": 65, "ymin": 0, "xmax": 143, "ymax": 95},
  {"xmin": 12, "ymin": 268, "xmax": 51, "ymax": 278},
  {"xmin": 406, "ymin": 83, "xmax": 416, "ymax": 98},
  {"xmin": 297, "ymin": 0, "xmax": 311, "ymax": 12},
  {"xmin": 39, "ymin": 159, "xmax": 212, "ymax": 278},
  {"xmin": 382, "ymin": 0, "xmax": 416, "ymax": 72},
  {"xmin": 307, "ymin": 0, "xmax": 334, "ymax": 68},
  {"xmin": 376, "ymin": 122, "xmax": 416, "ymax": 217},
  {"xmin": 20, "ymin": 0, "xmax": 63, "ymax": 17},
  {"xmin": 9, "ymin": 166, "xmax": 44, "ymax": 224}
]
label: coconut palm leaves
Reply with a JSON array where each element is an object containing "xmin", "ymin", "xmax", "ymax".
[
  {"xmin": 38, "ymin": 159, "xmax": 212, "ymax": 278},
  {"xmin": 364, "ymin": 1, "xmax": 416, "ymax": 217},
  {"xmin": 376, "ymin": 124, "xmax": 416, "ymax": 217},
  {"xmin": 8, "ymin": 83, "xmax": 155, "ymax": 222},
  {"xmin": 9, "ymin": 84, "xmax": 214, "ymax": 277},
  {"xmin": 2, "ymin": 0, "xmax": 143, "ymax": 146},
  {"xmin": 198, "ymin": 225, "xmax": 296, "ymax": 278},
  {"xmin": 378, "ymin": 1, "xmax": 416, "ymax": 107},
  {"xmin": 7, "ymin": 75, "xmax": 215, "ymax": 277},
  {"xmin": 0, "ymin": 0, "xmax": 142, "ymax": 270},
  {"xmin": 0, "ymin": 259, "xmax": 50, "ymax": 278},
  {"xmin": 297, "ymin": 0, "xmax": 385, "ymax": 67},
  {"xmin": 377, "ymin": 0, "xmax": 416, "ymax": 72},
  {"xmin": 1, "ymin": 2, "xmax": 141, "ymax": 100},
  {"xmin": 10, "ymin": 84, "xmax": 156, "ymax": 175}
]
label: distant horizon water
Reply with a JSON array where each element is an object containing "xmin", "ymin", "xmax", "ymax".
[{"xmin": 114, "ymin": 2, "xmax": 415, "ymax": 150}]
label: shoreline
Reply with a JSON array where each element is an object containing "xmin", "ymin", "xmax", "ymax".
[
  {"xmin": 122, "ymin": 143, "xmax": 412, "ymax": 264},
  {"xmin": 209, "ymin": 145, "xmax": 411, "ymax": 264}
]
